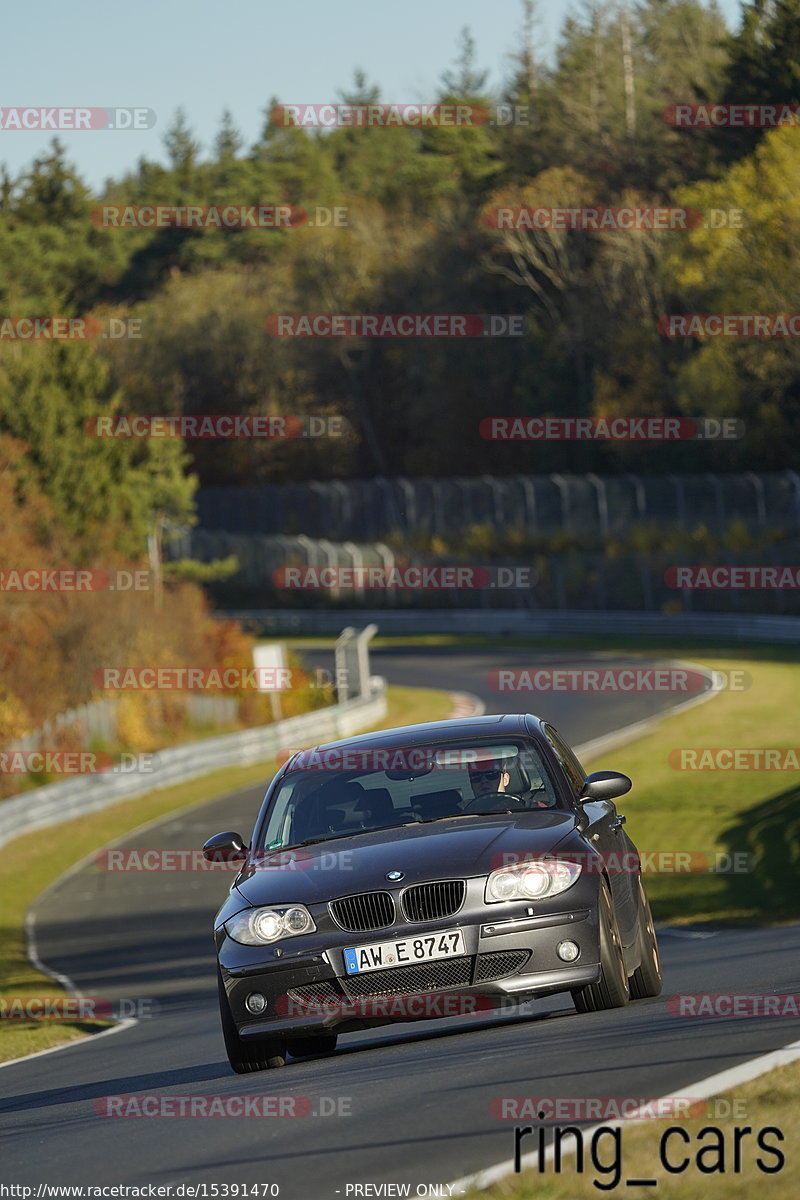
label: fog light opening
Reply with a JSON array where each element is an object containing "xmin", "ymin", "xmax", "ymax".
[
  {"xmin": 557, "ymin": 940, "xmax": 580, "ymax": 963},
  {"xmin": 245, "ymin": 993, "xmax": 268, "ymax": 1015}
]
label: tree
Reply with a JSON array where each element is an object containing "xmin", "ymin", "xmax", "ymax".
[
  {"xmin": 483, "ymin": 167, "xmax": 598, "ymax": 405},
  {"xmin": 662, "ymin": 123, "xmax": 800, "ymax": 467},
  {"xmin": 162, "ymin": 107, "xmax": 202, "ymax": 192},
  {"xmin": 0, "ymin": 340, "xmax": 195, "ymax": 556},
  {"xmin": 425, "ymin": 27, "xmax": 502, "ymax": 198},
  {"xmin": 214, "ymin": 109, "xmax": 243, "ymax": 162},
  {"xmin": 0, "ymin": 142, "xmax": 127, "ymax": 313},
  {"xmin": 11, "ymin": 139, "xmax": 91, "ymax": 224},
  {"xmin": 526, "ymin": 1, "xmax": 728, "ymax": 194},
  {"xmin": 497, "ymin": 0, "xmax": 561, "ymax": 182},
  {"xmin": 635, "ymin": 0, "xmax": 730, "ymax": 190},
  {"xmin": 440, "ymin": 27, "xmax": 490, "ymax": 95},
  {"xmin": 717, "ymin": 0, "xmax": 800, "ymax": 161}
]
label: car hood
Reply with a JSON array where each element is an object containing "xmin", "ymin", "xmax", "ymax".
[{"xmin": 234, "ymin": 811, "xmax": 579, "ymax": 906}]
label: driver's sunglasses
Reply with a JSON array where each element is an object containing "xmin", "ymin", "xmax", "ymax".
[{"xmin": 470, "ymin": 767, "xmax": 501, "ymax": 781}]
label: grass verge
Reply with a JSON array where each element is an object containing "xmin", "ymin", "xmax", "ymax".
[
  {"xmin": 579, "ymin": 651, "xmax": 800, "ymax": 926},
  {"xmin": 466, "ymin": 1057, "xmax": 799, "ymax": 1200},
  {"xmin": 0, "ymin": 684, "xmax": 453, "ymax": 1063}
]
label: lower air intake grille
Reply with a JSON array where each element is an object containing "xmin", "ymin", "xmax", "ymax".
[
  {"xmin": 286, "ymin": 981, "xmax": 343, "ymax": 1007},
  {"xmin": 474, "ymin": 949, "xmax": 531, "ymax": 982},
  {"xmin": 341, "ymin": 956, "xmax": 473, "ymax": 996}
]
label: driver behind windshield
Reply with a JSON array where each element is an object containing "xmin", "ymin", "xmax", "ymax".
[
  {"xmin": 466, "ymin": 757, "xmax": 511, "ymax": 801},
  {"xmin": 464, "ymin": 752, "xmax": 551, "ymax": 809}
]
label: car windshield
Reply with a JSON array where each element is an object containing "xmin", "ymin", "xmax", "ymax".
[{"xmin": 256, "ymin": 739, "xmax": 560, "ymax": 852}]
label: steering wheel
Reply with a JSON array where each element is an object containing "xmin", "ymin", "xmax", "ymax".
[{"xmin": 461, "ymin": 791, "xmax": 529, "ymax": 813}]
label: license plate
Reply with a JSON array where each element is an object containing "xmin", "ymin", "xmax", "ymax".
[{"xmin": 343, "ymin": 929, "xmax": 465, "ymax": 975}]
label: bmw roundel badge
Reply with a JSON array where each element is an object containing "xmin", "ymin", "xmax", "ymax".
[{"xmin": 386, "ymin": 871, "xmax": 404, "ymax": 881}]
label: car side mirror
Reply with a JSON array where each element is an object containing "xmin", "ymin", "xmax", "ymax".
[
  {"xmin": 579, "ymin": 771, "xmax": 632, "ymax": 803},
  {"xmin": 203, "ymin": 831, "xmax": 248, "ymax": 862}
]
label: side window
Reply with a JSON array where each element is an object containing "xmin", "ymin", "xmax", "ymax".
[
  {"xmin": 544, "ymin": 725, "xmax": 586, "ymax": 797},
  {"xmin": 517, "ymin": 748, "xmax": 558, "ymax": 806}
]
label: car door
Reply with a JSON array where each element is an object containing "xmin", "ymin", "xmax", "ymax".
[{"xmin": 542, "ymin": 724, "xmax": 639, "ymax": 950}]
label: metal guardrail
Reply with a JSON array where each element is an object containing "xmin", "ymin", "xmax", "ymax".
[
  {"xmin": 167, "ymin": 527, "xmax": 800, "ymax": 615},
  {"xmin": 194, "ymin": 471, "xmax": 800, "ymax": 540},
  {"xmin": 0, "ymin": 688, "xmax": 387, "ymax": 851},
  {"xmin": 219, "ymin": 608, "xmax": 800, "ymax": 642},
  {"xmin": 5, "ymin": 694, "xmax": 239, "ymax": 755}
]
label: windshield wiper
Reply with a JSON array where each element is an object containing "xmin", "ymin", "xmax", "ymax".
[
  {"xmin": 261, "ymin": 821, "xmax": 424, "ymax": 852},
  {"xmin": 417, "ymin": 807, "xmax": 536, "ymax": 822}
]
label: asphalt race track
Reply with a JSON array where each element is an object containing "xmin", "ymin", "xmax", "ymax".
[{"xmin": 2, "ymin": 649, "xmax": 799, "ymax": 1194}]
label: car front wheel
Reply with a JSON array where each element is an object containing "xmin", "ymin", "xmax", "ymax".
[
  {"xmin": 571, "ymin": 879, "xmax": 630, "ymax": 1013},
  {"xmin": 628, "ymin": 876, "xmax": 663, "ymax": 999},
  {"xmin": 218, "ymin": 970, "xmax": 286, "ymax": 1072}
]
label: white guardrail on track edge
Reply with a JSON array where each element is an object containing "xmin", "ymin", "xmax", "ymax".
[{"xmin": 0, "ymin": 687, "xmax": 387, "ymax": 851}]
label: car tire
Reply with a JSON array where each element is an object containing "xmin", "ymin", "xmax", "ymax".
[
  {"xmin": 628, "ymin": 876, "xmax": 663, "ymax": 999},
  {"xmin": 571, "ymin": 879, "xmax": 630, "ymax": 1013},
  {"xmin": 287, "ymin": 1034, "xmax": 338, "ymax": 1058},
  {"xmin": 217, "ymin": 970, "xmax": 286, "ymax": 1072}
]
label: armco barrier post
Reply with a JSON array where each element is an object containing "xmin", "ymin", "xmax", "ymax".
[
  {"xmin": 335, "ymin": 627, "xmax": 357, "ymax": 702},
  {"xmin": 354, "ymin": 624, "xmax": 379, "ymax": 698}
]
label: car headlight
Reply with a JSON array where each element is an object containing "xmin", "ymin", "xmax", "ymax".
[
  {"xmin": 485, "ymin": 858, "xmax": 581, "ymax": 903},
  {"xmin": 224, "ymin": 905, "xmax": 315, "ymax": 945}
]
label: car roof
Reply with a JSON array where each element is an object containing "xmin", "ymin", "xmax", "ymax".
[{"xmin": 289, "ymin": 713, "xmax": 546, "ymax": 762}]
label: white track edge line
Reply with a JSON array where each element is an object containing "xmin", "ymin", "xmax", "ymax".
[
  {"xmin": 447, "ymin": 1037, "xmax": 800, "ymax": 1193},
  {"xmin": 0, "ymin": 1018, "xmax": 139, "ymax": 1071}
]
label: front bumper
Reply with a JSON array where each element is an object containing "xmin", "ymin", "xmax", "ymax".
[{"xmin": 219, "ymin": 903, "xmax": 600, "ymax": 1038}]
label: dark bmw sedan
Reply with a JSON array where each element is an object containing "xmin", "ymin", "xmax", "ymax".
[{"xmin": 204, "ymin": 713, "xmax": 662, "ymax": 1072}]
